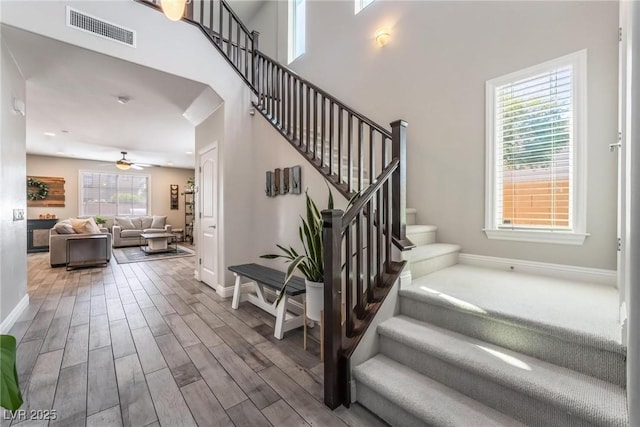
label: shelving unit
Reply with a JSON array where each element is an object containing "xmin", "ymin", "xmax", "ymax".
[{"xmin": 184, "ymin": 189, "xmax": 194, "ymax": 244}]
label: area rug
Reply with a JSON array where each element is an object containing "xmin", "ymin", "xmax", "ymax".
[{"xmin": 113, "ymin": 245, "xmax": 195, "ymax": 264}]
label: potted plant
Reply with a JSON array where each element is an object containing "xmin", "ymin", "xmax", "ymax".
[
  {"xmin": 261, "ymin": 189, "xmax": 333, "ymax": 322},
  {"xmin": 1, "ymin": 335, "xmax": 23, "ymax": 411},
  {"xmin": 94, "ymin": 215, "xmax": 106, "ymax": 226}
]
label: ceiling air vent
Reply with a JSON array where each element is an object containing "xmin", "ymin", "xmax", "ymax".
[{"xmin": 66, "ymin": 7, "xmax": 136, "ymax": 47}]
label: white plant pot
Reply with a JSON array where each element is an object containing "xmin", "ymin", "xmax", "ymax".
[{"xmin": 305, "ymin": 279, "xmax": 324, "ymax": 322}]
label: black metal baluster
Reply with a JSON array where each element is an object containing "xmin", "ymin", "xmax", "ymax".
[
  {"xmin": 321, "ymin": 96, "xmax": 326, "ymax": 169},
  {"xmin": 338, "ymin": 107, "xmax": 343, "ymax": 184},
  {"xmin": 345, "ymin": 223, "xmax": 353, "ymax": 337},
  {"xmin": 329, "ymin": 101, "xmax": 334, "ymax": 176},
  {"xmin": 356, "ymin": 212, "xmax": 363, "ymax": 317},
  {"xmin": 358, "ymin": 120, "xmax": 363, "ymax": 192},
  {"xmin": 347, "ymin": 113, "xmax": 353, "ymax": 193}
]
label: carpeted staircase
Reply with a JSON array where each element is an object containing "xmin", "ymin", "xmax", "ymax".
[{"xmin": 353, "ymin": 210, "xmax": 628, "ymax": 426}]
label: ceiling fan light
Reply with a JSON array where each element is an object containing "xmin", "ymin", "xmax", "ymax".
[
  {"xmin": 161, "ymin": 0, "xmax": 187, "ymax": 21},
  {"xmin": 116, "ymin": 161, "xmax": 131, "ymax": 171}
]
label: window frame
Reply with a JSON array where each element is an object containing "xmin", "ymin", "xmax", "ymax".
[
  {"xmin": 355, "ymin": 0, "xmax": 375, "ymax": 14},
  {"xmin": 288, "ymin": 0, "xmax": 306, "ymax": 64},
  {"xmin": 484, "ymin": 50, "xmax": 588, "ymax": 245},
  {"xmin": 78, "ymin": 170, "xmax": 151, "ymax": 217}
]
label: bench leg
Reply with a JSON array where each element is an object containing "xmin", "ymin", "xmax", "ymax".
[
  {"xmin": 274, "ymin": 294, "xmax": 288, "ymax": 339},
  {"xmin": 231, "ymin": 273, "xmax": 241, "ymax": 309}
]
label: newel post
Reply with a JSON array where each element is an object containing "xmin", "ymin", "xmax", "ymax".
[
  {"xmin": 322, "ymin": 209, "xmax": 344, "ymax": 409},
  {"xmin": 251, "ymin": 30, "xmax": 260, "ymax": 90},
  {"xmin": 391, "ymin": 120, "xmax": 408, "ymax": 243}
]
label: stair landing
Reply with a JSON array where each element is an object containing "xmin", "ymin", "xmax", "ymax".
[{"xmin": 402, "ymin": 264, "xmax": 623, "ymax": 353}]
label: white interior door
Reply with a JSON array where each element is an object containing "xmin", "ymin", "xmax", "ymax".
[
  {"xmin": 617, "ymin": 2, "xmax": 630, "ymax": 343},
  {"xmin": 199, "ymin": 143, "xmax": 218, "ymax": 287}
]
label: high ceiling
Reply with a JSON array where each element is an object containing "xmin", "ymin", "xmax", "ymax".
[{"xmin": 1, "ymin": 25, "xmax": 211, "ymax": 169}]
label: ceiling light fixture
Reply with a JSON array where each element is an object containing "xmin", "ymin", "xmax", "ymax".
[
  {"xmin": 117, "ymin": 96, "xmax": 130, "ymax": 105},
  {"xmin": 116, "ymin": 151, "xmax": 132, "ymax": 170},
  {"xmin": 375, "ymin": 29, "xmax": 391, "ymax": 47},
  {"xmin": 44, "ymin": 132, "xmax": 56, "ymax": 137},
  {"xmin": 161, "ymin": 0, "xmax": 188, "ymax": 21},
  {"xmin": 185, "ymin": 151, "xmax": 193, "ymax": 155}
]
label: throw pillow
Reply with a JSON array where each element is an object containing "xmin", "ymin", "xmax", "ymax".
[
  {"xmin": 151, "ymin": 216, "xmax": 167, "ymax": 229},
  {"xmin": 140, "ymin": 216, "xmax": 153, "ymax": 229},
  {"xmin": 131, "ymin": 217, "xmax": 143, "ymax": 230},
  {"xmin": 114, "ymin": 217, "xmax": 136, "ymax": 230},
  {"xmin": 70, "ymin": 217, "xmax": 101, "ymax": 234},
  {"xmin": 54, "ymin": 220, "xmax": 75, "ymax": 234}
]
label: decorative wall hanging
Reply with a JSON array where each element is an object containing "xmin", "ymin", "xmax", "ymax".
[
  {"xmin": 290, "ymin": 166, "xmax": 301, "ymax": 194},
  {"xmin": 170, "ymin": 184, "xmax": 179, "ymax": 210},
  {"xmin": 265, "ymin": 166, "xmax": 301, "ymax": 197},
  {"xmin": 265, "ymin": 171, "xmax": 275, "ymax": 197},
  {"xmin": 26, "ymin": 176, "xmax": 65, "ymax": 207}
]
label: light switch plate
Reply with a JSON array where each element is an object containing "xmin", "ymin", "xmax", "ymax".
[{"xmin": 13, "ymin": 209, "xmax": 25, "ymax": 221}]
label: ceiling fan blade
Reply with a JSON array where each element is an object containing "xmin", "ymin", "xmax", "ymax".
[
  {"xmin": 136, "ymin": 163, "xmax": 153, "ymax": 168},
  {"xmin": 131, "ymin": 164, "xmax": 145, "ymax": 170}
]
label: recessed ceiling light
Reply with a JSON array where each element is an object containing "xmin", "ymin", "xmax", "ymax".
[
  {"xmin": 167, "ymin": 162, "xmax": 174, "ymax": 166},
  {"xmin": 56, "ymin": 151, "xmax": 65, "ymax": 155},
  {"xmin": 43, "ymin": 132, "xmax": 56, "ymax": 137},
  {"xmin": 185, "ymin": 151, "xmax": 193, "ymax": 155},
  {"xmin": 117, "ymin": 96, "xmax": 130, "ymax": 105}
]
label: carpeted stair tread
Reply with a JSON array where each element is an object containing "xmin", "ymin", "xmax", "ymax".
[
  {"xmin": 406, "ymin": 224, "xmax": 437, "ymax": 234},
  {"xmin": 406, "ymin": 243, "xmax": 461, "ymax": 261},
  {"xmin": 354, "ymin": 355, "xmax": 526, "ymax": 427},
  {"xmin": 401, "ymin": 264, "xmax": 623, "ymax": 354},
  {"xmin": 378, "ymin": 315, "xmax": 628, "ymax": 427}
]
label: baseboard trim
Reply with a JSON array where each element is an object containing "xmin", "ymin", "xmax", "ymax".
[
  {"xmin": 0, "ymin": 294, "xmax": 30, "ymax": 334},
  {"xmin": 458, "ymin": 253, "xmax": 617, "ymax": 287}
]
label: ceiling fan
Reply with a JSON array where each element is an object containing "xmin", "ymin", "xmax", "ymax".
[{"xmin": 114, "ymin": 151, "xmax": 151, "ymax": 170}]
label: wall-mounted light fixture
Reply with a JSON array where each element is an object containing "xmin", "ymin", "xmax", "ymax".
[
  {"xmin": 375, "ymin": 29, "xmax": 391, "ymax": 47},
  {"xmin": 161, "ymin": 0, "xmax": 188, "ymax": 21}
]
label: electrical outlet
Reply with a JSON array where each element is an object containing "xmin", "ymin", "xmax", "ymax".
[{"xmin": 13, "ymin": 209, "xmax": 24, "ymax": 221}]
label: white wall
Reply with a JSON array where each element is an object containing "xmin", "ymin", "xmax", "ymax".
[
  {"xmin": 250, "ymin": 0, "xmax": 619, "ymax": 270},
  {"xmin": 26, "ymin": 155, "xmax": 194, "ymax": 229},
  {"xmin": 249, "ymin": 114, "xmax": 347, "ymax": 276},
  {"xmin": 0, "ymin": 38, "xmax": 28, "ymax": 327},
  {"xmin": 626, "ymin": 2, "xmax": 639, "ymax": 424}
]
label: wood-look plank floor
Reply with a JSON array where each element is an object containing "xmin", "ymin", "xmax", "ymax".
[{"xmin": 2, "ymin": 252, "xmax": 387, "ymax": 427}]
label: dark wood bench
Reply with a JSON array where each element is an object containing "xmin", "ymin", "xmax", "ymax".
[{"xmin": 229, "ymin": 263, "xmax": 306, "ymax": 339}]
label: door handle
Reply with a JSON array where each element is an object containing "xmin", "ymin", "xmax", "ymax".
[{"xmin": 609, "ymin": 142, "xmax": 622, "ymax": 152}]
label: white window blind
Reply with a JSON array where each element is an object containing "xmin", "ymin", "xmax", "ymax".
[
  {"xmin": 80, "ymin": 171, "xmax": 149, "ymax": 216},
  {"xmin": 485, "ymin": 50, "xmax": 587, "ymax": 245},
  {"xmin": 496, "ymin": 66, "xmax": 572, "ymax": 229}
]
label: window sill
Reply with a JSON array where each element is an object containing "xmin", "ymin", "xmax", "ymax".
[{"xmin": 483, "ymin": 229, "xmax": 589, "ymax": 245}]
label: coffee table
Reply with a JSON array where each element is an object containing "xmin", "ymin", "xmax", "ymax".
[{"xmin": 140, "ymin": 232, "xmax": 177, "ymax": 255}]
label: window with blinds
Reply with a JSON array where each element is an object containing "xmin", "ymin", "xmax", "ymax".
[
  {"xmin": 80, "ymin": 171, "xmax": 149, "ymax": 216},
  {"xmin": 485, "ymin": 51, "xmax": 587, "ymax": 244}
]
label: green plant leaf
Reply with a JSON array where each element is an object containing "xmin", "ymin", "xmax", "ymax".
[
  {"xmin": 0, "ymin": 335, "xmax": 23, "ymax": 411},
  {"xmin": 275, "ymin": 255, "xmax": 306, "ymax": 306},
  {"xmin": 259, "ymin": 254, "xmax": 282, "ymax": 259}
]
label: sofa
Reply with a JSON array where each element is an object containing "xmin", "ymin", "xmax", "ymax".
[
  {"xmin": 112, "ymin": 216, "xmax": 172, "ymax": 248},
  {"xmin": 49, "ymin": 218, "xmax": 112, "ymax": 267}
]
